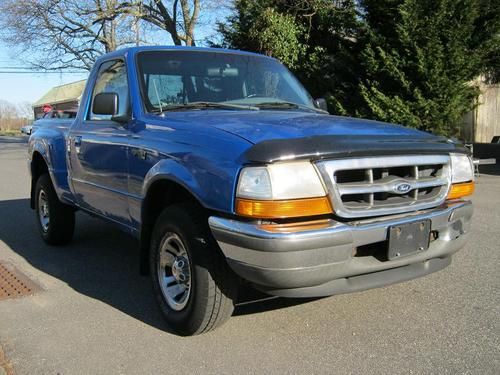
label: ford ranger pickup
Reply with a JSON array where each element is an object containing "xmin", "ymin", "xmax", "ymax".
[{"xmin": 28, "ymin": 46, "xmax": 475, "ymax": 335}]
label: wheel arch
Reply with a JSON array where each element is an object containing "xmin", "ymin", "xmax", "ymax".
[
  {"xmin": 139, "ymin": 177, "xmax": 207, "ymax": 275},
  {"xmin": 30, "ymin": 151, "xmax": 50, "ymax": 209}
]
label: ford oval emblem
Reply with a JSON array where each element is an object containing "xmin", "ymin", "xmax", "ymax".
[{"xmin": 394, "ymin": 182, "xmax": 412, "ymax": 194}]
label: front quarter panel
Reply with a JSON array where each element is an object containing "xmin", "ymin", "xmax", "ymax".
[{"xmin": 128, "ymin": 119, "xmax": 252, "ymax": 229}]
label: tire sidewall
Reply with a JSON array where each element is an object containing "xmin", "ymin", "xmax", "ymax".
[
  {"xmin": 150, "ymin": 208, "xmax": 212, "ymax": 332},
  {"xmin": 34, "ymin": 173, "xmax": 75, "ymax": 245},
  {"xmin": 35, "ymin": 175, "xmax": 55, "ymax": 242}
]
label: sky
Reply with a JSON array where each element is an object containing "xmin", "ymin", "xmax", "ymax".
[
  {"xmin": 0, "ymin": 7, "xmax": 228, "ymax": 107},
  {"xmin": 0, "ymin": 44, "xmax": 88, "ymax": 105}
]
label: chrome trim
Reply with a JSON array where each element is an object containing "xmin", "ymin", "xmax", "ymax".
[
  {"xmin": 38, "ymin": 189, "xmax": 50, "ymax": 233},
  {"xmin": 157, "ymin": 232, "xmax": 192, "ymax": 311},
  {"xmin": 337, "ymin": 176, "xmax": 449, "ymax": 195},
  {"xmin": 315, "ymin": 155, "xmax": 451, "ymax": 218},
  {"xmin": 208, "ymin": 200, "xmax": 473, "ymax": 291},
  {"xmin": 209, "ymin": 201, "xmax": 470, "ymax": 245},
  {"xmin": 208, "ymin": 201, "xmax": 473, "ymax": 297}
]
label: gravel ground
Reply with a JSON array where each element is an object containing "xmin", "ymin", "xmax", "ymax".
[
  {"xmin": 0, "ymin": 136, "xmax": 499, "ymax": 375},
  {"xmin": 1, "ymin": 342, "xmax": 14, "ymax": 375}
]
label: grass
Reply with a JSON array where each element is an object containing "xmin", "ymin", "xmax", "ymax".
[{"xmin": 0, "ymin": 130, "xmax": 23, "ymax": 136}]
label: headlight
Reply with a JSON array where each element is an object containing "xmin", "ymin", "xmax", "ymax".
[
  {"xmin": 447, "ymin": 153, "xmax": 475, "ymax": 200},
  {"xmin": 237, "ymin": 162, "xmax": 326, "ymax": 200},
  {"xmin": 235, "ymin": 162, "xmax": 332, "ymax": 218},
  {"xmin": 450, "ymin": 153, "xmax": 474, "ymax": 183},
  {"xmin": 236, "ymin": 167, "xmax": 272, "ymax": 200}
]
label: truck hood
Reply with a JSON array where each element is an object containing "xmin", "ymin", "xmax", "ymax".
[
  {"xmin": 162, "ymin": 110, "xmax": 466, "ymax": 162},
  {"xmin": 169, "ymin": 110, "xmax": 430, "ymax": 143}
]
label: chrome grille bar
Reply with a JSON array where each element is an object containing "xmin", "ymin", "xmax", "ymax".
[
  {"xmin": 316, "ymin": 155, "xmax": 451, "ymax": 218},
  {"xmin": 364, "ymin": 169, "xmax": 374, "ymax": 205},
  {"xmin": 337, "ymin": 176, "xmax": 449, "ymax": 195}
]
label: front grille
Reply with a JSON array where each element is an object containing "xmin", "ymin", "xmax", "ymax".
[{"xmin": 316, "ymin": 155, "xmax": 451, "ymax": 218}]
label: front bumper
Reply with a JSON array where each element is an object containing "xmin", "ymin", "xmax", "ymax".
[{"xmin": 209, "ymin": 201, "xmax": 473, "ymax": 298}]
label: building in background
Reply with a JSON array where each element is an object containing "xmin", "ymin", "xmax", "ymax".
[{"xmin": 33, "ymin": 80, "xmax": 86, "ymax": 119}]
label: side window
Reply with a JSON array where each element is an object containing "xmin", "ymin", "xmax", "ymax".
[{"xmin": 89, "ymin": 60, "xmax": 129, "ymax": 121}]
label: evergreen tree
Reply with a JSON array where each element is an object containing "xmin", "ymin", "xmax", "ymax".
[
  {"xmin": 217, "ymin": 0, "xmax": 361, "ymax": 114},
  {"xmin": 358, "ymin": 0, "xmax": 497, "ymax": 136},
  {"xmin": 217, "ymin": 0, "xmax": 499, "ymax": 137},
  {"xmin": 472, "ymin": 0, "xmax": 500, "ymax": 83}
]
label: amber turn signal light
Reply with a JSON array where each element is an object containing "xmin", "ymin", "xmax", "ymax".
[
  {"xmin": 447, "ymin": 181, "xmax": 475, "ymax": 200},
  {"xmin": 258, "ymin": 219, "xmax": 332, "ymax": 233},
  {"xmin": 235, "ymin": 197, "xmax": 333, "ymax": 219}
]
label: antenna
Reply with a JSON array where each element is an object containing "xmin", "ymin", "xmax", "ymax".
[{"xmin": 152, "ymin": 79, "xmax": 163, "ymax": 112}]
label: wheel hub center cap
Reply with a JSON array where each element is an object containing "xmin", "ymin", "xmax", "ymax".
[{"xmin": 172, "ymin": 257, "xmax": 189, "ymax": 282}]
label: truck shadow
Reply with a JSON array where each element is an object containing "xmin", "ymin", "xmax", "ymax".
[{"xmin": 0, "ymin": 198, "xmax": 315, "ymax": 332}]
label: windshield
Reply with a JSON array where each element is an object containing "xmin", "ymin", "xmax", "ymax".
[{"xmin": 136, "ymin": 50, "xmax": 316, "ymax": 112}]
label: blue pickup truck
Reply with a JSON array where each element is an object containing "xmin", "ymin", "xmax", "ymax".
[{"xmin": 28, "ymin": 46, "xmax": 475, "ymax": 335}]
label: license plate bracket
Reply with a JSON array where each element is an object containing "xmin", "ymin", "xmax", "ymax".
[{"xmin": 388, "ymin": 220, "xmax": 431, "ymax": 260}]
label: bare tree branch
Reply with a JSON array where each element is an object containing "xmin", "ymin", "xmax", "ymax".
[
  {"xmin": 0, "ymin": 0, "xmax": 138, "ymax": 71},
  {"xmin": 0, "ymin": 0, "xmax": 228, "ymax": 70},
  {"xmin": 138, "ymin": 0, "xmax": 222, "ymax": 46}
]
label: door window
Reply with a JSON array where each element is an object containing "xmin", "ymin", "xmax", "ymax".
[{"xmin": 89, "ymin": 60, "xmax": 129, "ymax": 120}]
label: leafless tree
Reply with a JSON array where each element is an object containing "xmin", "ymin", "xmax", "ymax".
[
  {"xmin": 0, "ymin": 0, "xmax": 138, "ymax": 71},
  {"xmin": 138, "ymin": 0, "xmax": 201, "ymax": 46},
  {"xmin": 137, "ymin": 1, "xmax": 229, "ymax": 46},
  {"xmin": 0, "ymin": 100, "xmax": 32, "ymax": 131},
  {"xmin": 0, "ymin": 0, "xmax": 227, "ymax": 71},
  {"xmin": 0, "ymin": 100, "xmax": 18, "ymax": 120},
  {"xmin": 16, "ymin": 102, "xmax": 35, "ymax": 120}
]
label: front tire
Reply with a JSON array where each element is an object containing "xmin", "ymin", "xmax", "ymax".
[
  {"xmin": 150, "ymin": 203, "xmax": 238, "ymax": 336},
  {"xmin": 35, "ymin": 174, "xmax": 75, "ymax": 245}
]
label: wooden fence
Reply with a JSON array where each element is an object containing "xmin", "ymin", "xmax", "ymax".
[{"xmin": 462, "ymin": 83, "xmax": 500, "ymax": 143}]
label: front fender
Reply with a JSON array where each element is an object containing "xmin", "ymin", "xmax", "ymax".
[
  {"xmin": 140, "ymin": 153, "xmax": 238, "ymax": 215},
  {"xmin": 142, "ymin": 158, "xmax": 205, "ymax": 204}
]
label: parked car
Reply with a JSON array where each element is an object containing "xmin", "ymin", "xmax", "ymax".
[
  {"xmin": 27, "ymin": 46, "xmax": 475, "ymax": 335},
  {"xmin": 20, "ymin": 124, "xmax": 33, "ymax": 135},
  {"xmin": 21, "ymin": 110, "xmax": 77, "ymax": 136}
]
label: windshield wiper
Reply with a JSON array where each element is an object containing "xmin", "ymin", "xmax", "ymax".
[
  {"xmin": 254, "ymin": 101, "xmax": 325, "ymax": 113},
  {"xmin": 153, "ymin": 101, "xmax": 259, "ymax": 113}
]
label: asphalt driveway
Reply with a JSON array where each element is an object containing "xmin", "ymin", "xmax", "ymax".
[{"xmin": 0, "ymin": 136, "xmax": 499, "ymax": 374}]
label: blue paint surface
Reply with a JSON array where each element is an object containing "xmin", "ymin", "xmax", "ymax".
[{"xmin": 28, "ymin": 46, "xmax": 448, "ymax": 235}]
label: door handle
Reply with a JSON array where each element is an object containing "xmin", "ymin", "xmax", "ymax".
[{"xmin": 74, "ymin": 136, "xmax": 82, "ymax": 154}]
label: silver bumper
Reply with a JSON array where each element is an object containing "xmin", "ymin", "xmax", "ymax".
[{"xmin": 209, "ymin": 201, "xmax": 473, "ymax": 297}]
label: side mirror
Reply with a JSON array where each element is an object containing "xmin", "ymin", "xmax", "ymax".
[
  {"xmin": 93, "ymin": 92, "xmax": 119, "ymax": 116},
  {"xmin": 314, "ymin": 98, "xmax": 328, "ymax": 112}
]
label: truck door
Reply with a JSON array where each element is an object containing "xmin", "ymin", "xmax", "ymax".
[{"xmin": 68, "ymin": 59, "xmax": 131, "ymax": 225}]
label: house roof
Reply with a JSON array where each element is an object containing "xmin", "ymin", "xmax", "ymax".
[{"xmin": 33, "ymin": 79, "xmax": 87, "ymax": 107}]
